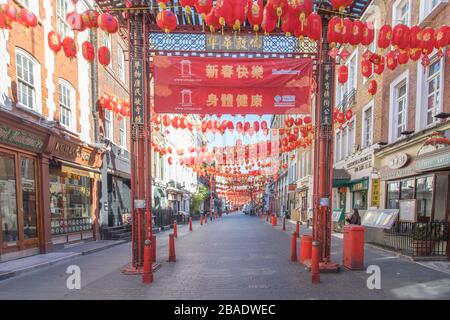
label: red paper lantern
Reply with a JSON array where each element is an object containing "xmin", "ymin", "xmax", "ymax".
[
  {"xmin": 156, "ymin": 9, "xmax": 177, "ymax": 33},
  {"xmin": 98, "ymin": 13, "xmax": 119, "ymax": 34},
  {"xmin": 163, "ymin": 115, "xmax": 171, "ymax": 127},
  {"xmin": 205, "ymin": 7, "xmax": 221, "ymax": 32},
  {"xmin": 247, "ymin": 0, "xmax": 263, "ymax": 32},
  {"xmin": 361, "ymin": 59, "xmax": 372, "ymax": 78},
  {"xmin": 281, "ymin": 9, "xmax": 296, "ymax": 37},
  {"xmin": 109, "ymin": 96, "xmax": 119, "ymax": 112},
  {"xmin": 306, "ymin": 13, "xmax": 322, "ymax": 41},
  {"xmin": 328, "ymin": 16, "xmax": 343, "ymax": 46},
  {"xmin": 232, "ymin": 0, "xmax": 248, "ymax": 31},
  {"xmin": 99, "ymin": 94, "xmax": 110, "ymax": 109},
  {"xmin": 378, "ymin": 24, "xmax": 392, "ymax": 49},
  {"xmin": 47, "ymin": 31, "xmax": 62, "ymax": 53},
  {"xmin": 4, "ymin": 4, "xmax": 18, "ymax": 22},
  {"xmin": 82, "ymin": 10, "xmax": 99, "ymax": 29},
  {"xmin": 392, "ymin": 24, "xmax": 410, "ymax": 50},
  {"xmin": 98, "ymin": 46, "xmax": 111, "ymax": 66},
  {"xmin": 349, "ymin": 19, "xmax": 364, "ymax": 46},
  {"xmin": 435, "ymin": 25, "xmax": 450, "ymax": 50},
  {"xmin": 82, "ymin": 41, "xmax": 95, "ymax": 61},
  {"xmin": 341, "ymin": 18, "xmax": 353, "ymax": 44},
  {"xmin": 330, "ymin": 0, "xmax": 353, "ymax": 13},
  {"xmin": 194, "ymin": 0, "xmax": 213, "ymax": 19},
  {"xmin": 386, "ymin": 50, "xmax": 398, "ymax": 70},
  {"xmin": 409, "ymin": 25, "xmax": 422, "ymax": 49},
  {"xmin": 62, "ymin": 37, "xmax": 77, "ymax": 58},
  {"xmin": 374, "ymin": 56, "xmax": 385, "ymax": 74},
  {"xmin": 266, "ymin": 0, "xmax": 289, "ymax": 20},
  {"xmin": 291, "ymin": 0, "xmax": 313, "ymax": 34},
  {"xmin": 361, "ymin": 21, "xmax": 375, "ymax": 46},
  {"xmin": 215, "ymin": 0, "xmax": 234, "ymax": 27},
  {"xmin": 261, "ymin": 6, "xmax": 276, "ymax": 34},
  {"xmin": 420, "ymin": 28, "xmax": 435, "ymax": 55},
  {"xmin": 345, "ymin": 109, "xmax": 353, "ymax": 121},
  {"xmin": 66, "ymin": 11, "xmax": 85, "ymax": 31},
  {"xmin": 337, "ymin": 112, "xmax": 345, "ymax": 124},
  {"xmin": 295, "ymin": 117, "xmax": 303, "ymax": 126},
  {"xmin": 180, "ymin": 0, "xmax": 195, "ymax": 17},
  {"xmin": 303, "ymin": 116, "xmax": 312, "ymax": 124},
  {"xmin": 338, "ymin": 65, "xmax": 349, "ymax": 84},
  {"xmin": 409, "ymin": 48, "xmax": 422, "ymax": 61},
  {"xmin": 172, "ymin": 116, "xmax": 180, "ymax": 129},
  {"xmin": 168, "ymin": 157, "xmax": 173, "ymax": 165},
  {"xmin": 19, "ymin": 9, "xmax": 37, "ymax": 28},
  {"xmin": 397, "ymin": 49, "xmax": 409, "ymax": 65},
  {"xmin": 368, "ymin": 79, "xmax": 377, "ymax": 96}
]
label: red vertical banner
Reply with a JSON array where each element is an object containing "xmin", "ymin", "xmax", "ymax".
[{"xmin": 153, "ymin": 56, "xmax": 313, "ymax": 115}]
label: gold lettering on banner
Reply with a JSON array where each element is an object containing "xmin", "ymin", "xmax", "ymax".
[
  {"xmin": 235, "ymin": 36, "xmax": 248, "ymax": 50},
  {"xmin": 251, "ymin": 94, "xmax": 263, "ymax": 107},
  {"xmin": 206, "ymin": 94, "xmax": 219, "ymax": 107},
  {"xmin": 206, "ymin": 64, "xmax": 219, "ymax": 79},
  {"xmin": 208, "ymin": 35, "xmax": 218, "ymax": 49},
  {"xmin": 236, "ymin": 94, "xmax": 249, "ymax": 107},
  {"xmin": 236, "ymin": 65, "xmax": 249, "ymax": 79},
  {"xmin": 251, "ymin": 66, "xmax": 264, "ymax": 79},
  {"xmin": 223, "ymin": 36, "xmax": 232, "ymax": 50},
  {"xmin": 221, "ymin": 65, "xmax": 234, "ymax": 78},
  {"xmin": 221, "ymin": 94, "xmax": 233, "ymax": 107}
]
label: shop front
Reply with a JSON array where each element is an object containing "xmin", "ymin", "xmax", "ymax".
[
  {"xmin": 0, "ymin": 113, "xmax": 49, "ymax": 260},
  {"xmin": 349, "ymin": 178, "xmax": 369, "ymax": 211},
  {"xmin": 47, "ymin": 135, "xmax": 103, "ymax": 245},
  {"xmin": 296, "ymin": 175, "xmax": 312, "ymax": 222}
]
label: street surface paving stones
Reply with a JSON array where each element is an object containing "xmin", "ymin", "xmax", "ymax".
[{"xmin": 0, "ymin": 213, "xmax": 449, "ymax": 300}]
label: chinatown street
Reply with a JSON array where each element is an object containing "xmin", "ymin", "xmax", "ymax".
[{"xmin": 0, "ymin": 213, "xmax": 448, "ymax": 300}]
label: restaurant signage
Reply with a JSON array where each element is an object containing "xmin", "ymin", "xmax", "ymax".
[
  {"xmin": 131, "ymin": 59, "xmax": 145, "ymax": 125},
  {"xmin": 205, "ymin": 34, "xmax": 264, "ymax": 52},
  {"xmin": 387, "ymin": 153, "xmax": 409, "ymax": 169},
  {"xmin": 153, "ymin": 56, "xmax": 312, "ymax": 115},
  {"xmin": 416, "ymin": 150, "xmax": 450, "ymax": 172},
  {"xmin": 346, "ymin": 154, "xmax": 373, "ymax": 173},
  {"xmin": 0, "ymin": 123, "xmax": 45, "ymax": 152},
  {"xmin": 319, "ymin": 63, "xmax": 334, "ymax": 125}
]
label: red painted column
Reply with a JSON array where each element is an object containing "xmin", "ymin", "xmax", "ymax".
[{"xmin": 291, "ymin": 232, "xmax": 297, "ymax": 262}]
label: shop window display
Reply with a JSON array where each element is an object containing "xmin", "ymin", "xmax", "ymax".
[
  {"xmin": 0, "ymin": 153, "xmax": 18, "ymax": 244},
  {"xmin": 416, "ymin": 176, "xmax": 433, "ymax": 222}
]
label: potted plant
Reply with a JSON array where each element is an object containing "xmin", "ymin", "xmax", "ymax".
[{"xmin": 412, "ymin": 223, "xmax": 437, "ymax": 257}]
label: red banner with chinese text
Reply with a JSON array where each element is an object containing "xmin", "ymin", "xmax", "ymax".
[{"xmin": 153, "ymin": 56, "xmax": 313, "ymax": 115}]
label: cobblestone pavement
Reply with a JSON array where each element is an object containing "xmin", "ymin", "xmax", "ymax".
[{"xmin": 0, "ymin": 213, "xmax": 449, "ymax": 300}]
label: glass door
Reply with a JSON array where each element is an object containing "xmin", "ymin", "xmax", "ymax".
[
  {"xmin": 0, "ymin": 151, "xmax": 19, "ymax": 252},
  {"xmin": 20, "ymin": 157, "xmax": 38, "ymax": 244}
]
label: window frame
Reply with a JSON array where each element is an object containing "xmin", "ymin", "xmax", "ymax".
[
  {"xmin": 15, "ymin": 48, "xmax": 42, "ymax": 114},
  {"xmin": 57, "ymin": 0, "xmax": 73, "ymax": 39},
  {"xmin": 117, "ymin": 45, "xmax": 126, "ymax": 83},
  {"xmin": 362, "ymin": 101, "xmax": 374, "ymax": 149},
  {"xmin": 104, "ymin": 109, "xmax": 113, "ymax": 141},
  {"xmin": 392, "ymin": 0, "xmax": 412, "ymax": 27},
  {"xmin": 58, "ymin": 79, "xmax": 76, "ymax": 131},
  {"xmin": 389, "ymin": 70, "xmax": 409, "ymax": 143},
  {"xmin": 416, "ymin": 51, "xmax": 445, "ymax": 131},
  {"xmin": 419, "ymin": 0, "xmax": 448, "ymax": 25},
  {"xmin": 119, "ymin": 117, "xmax": 127, "ymax": 149}
]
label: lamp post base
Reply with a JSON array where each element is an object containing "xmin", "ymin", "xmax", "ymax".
[{"xmin": 122, "ymin": 263, "xmax": 161, "ymax": 275}]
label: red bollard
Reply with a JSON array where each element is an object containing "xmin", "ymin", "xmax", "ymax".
[
  {"xmin": 291, "ymin": 232, "xmax": 298, "ymax": 262},
  {"xmin": 173, "ymin": 220, "xmax": 178, "ymax": 238},
  {"xmin": 142, "ymin": 239, "xmax": 153, "ymax": 283},
  {"xmin": 168, "ymin": 234, "xmax": 176, "ymax": 262},
  {"xmin": 282, "ymin": 216, "xmax": 286, "ymax": 231},
  {"xmin": 189, "ymin": 217, "xmax": 193, "ymax": 231},
  {"xmin": 200, "ymin": 214, "xmax": 203, "ymax": 226},
  {"xmin": 152, "ymin": 235, "xmax": 156, "ymax": 263},
  {"xmin": 300, "ymin": 235, "xmax": 313, "ymax": 264},
  {"xmin": 311, "ymin": 240, "xmax": 320, "ymax": 284},
  {"xmin": 296, "ymin": 221, "xmax": 300, "ymax": 238}
]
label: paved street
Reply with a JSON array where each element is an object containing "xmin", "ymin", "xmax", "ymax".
[{"xmin": 0, "ymin": 213, "xmax": 449, "ymax": 300}]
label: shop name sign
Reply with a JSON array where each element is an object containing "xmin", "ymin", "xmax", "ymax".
[
  {"xmin": 416, "ymin": 152, "xmax": 450, "ymax": 172},
  {"xmin": 206, "ymin": 34, "xmax": 264, "ymax": 52},
  {"xmin": 0, "ymin": 123, "xmax": 45, "ymax": 152},
  {"xmin": 346, "ymin": 154, "xmax": 372, "ymax": 173},
  {"xmin": 54, "ymin": 142, "xmax": 91, "ymax": 163}
]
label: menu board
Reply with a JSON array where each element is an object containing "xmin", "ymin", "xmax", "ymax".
[
  {"xmin": 361, "ymin": 209, "xmax": 399, "ymax": 229},
  {"xmin": 332, "ymin": 209, "xmax": 345, "ymax": 222},
  {"xmin": 399, "ymin": 199, "xmax": 417, "ymax": 222}
]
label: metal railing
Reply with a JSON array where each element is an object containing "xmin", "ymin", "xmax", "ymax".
[
  {"xmin": 336, "ymin": 88, "xmax": 357, "ymax": 111},
  {"xmin": 381, "ymin": 221, "xmax": 449, "ymax": 258}
]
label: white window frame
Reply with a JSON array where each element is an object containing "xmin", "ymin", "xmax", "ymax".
[
  {"xmin": 416, "ymin": 51, "xmax": 445, "ymax": 131},
  {"xmin": 58, "ymin": 79, "xmax": 76, "ymax": 131},
  {"xmin": 347, "ymin": 117, "xmax": 356, "ymax": 155},
  {"xmin": 389, "ymin": 70, "xmax": 409, "ymax": 143},
  {"xmin": 119, "ymin": 117, "xmax": 127, "ymax": 149},
  {"xmin": 15, "ymin": 48, "xmax": 42, "ymax": 114},
  {"xmin": 362, "ymin": 101, "xmax": 374, "ymax": 149},
  {"xmin": 117, "ymin": 45, "xmax": 126, "ymax": 83},
  {"xmin": 419, "ymin": 0, "xmax": 448, "ymax": 26},
  {"xmin": 17, "ymin": 0, "xmax": 39, "ymax": 16},
  {"xmin": 392, "ymin": 0, "xmax": 412, "ymax": 27},
  {"xmin": 104, "ymin": 109, "xmax": 113, "ymax": 141},
  {"xmin": 57, "ymin": 0, "xmax": 73, "ymax": 39}
]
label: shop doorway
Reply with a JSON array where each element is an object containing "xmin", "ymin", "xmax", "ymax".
[{"xmin": 0, "ymin": 150, "xmax": 39, "ymax": 255}]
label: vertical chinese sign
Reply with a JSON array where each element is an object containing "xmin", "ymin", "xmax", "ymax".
[
  {"xmin": 320, "ymin": 63, "xmax": 333, "ymax": 126},
  {"xmin": 153, "ymin": 56, "xmax": 313, "ymax": 115},
  {"xmin": 131, "ymin": 59, "xmax": 144, "ymax": 124}
]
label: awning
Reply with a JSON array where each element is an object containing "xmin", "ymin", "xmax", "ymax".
[{"xmin": 332, "ymin": 169, "xmax": 351, "ymax": 188}]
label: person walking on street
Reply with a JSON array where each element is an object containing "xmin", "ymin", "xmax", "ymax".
[{"xmin": 346, "ymin": 208, "xmax": 361, "ymax": 225}]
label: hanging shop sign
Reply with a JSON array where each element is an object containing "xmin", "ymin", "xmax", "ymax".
[
  {"xmin": 0, "ymin": 122, "xmax": 45, "ymax": 153},
  {"xmin": 387, "ymin": 152, "xmax": 409, "ymax": 169},
  {"xmin": 206, "ymin": 34, "xmax": 264, "ymax": 52},
  {"xmin": 371, "ymin": 178, "xmax": 380, "ymax": 208},
  {"xmin": 319, "ymin": 63, "xmax": 334, "ymax": 126},
  {"xmin": 131, "ymin": 58, "xmax": 145, "ymax": 125},
  {"xmin": 361, "ymin": 209, "xmax": 399, "ymax": 229},
  {"xmin": 153, "ymin": 56, "xmax": 312, "ymax": 115},
  {"xmin": 349, "ymin": 179, "xmax": 369, "ymax": 192}
]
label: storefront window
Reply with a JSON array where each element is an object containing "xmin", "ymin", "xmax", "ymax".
[
  {"xmin": 416, "ymin": 176, "xmax": 433, "ymax": 221},
  {"xmin": 400, "ymin": 179, "xmax": 415, "ymax": 200},
  {"xmin": 0, "ymin": 153, "xmax": 18, "ymax": 244},
  {"xmin": 21, "ymin": 158, "xmax": 37, "ymax": 239},
  {"xmin": 353, "ymin": 191, "xmax": 368, "ymax": 210},
  {"xmin": 387, "ymin": 182, "xmax": 400, "ymax": 209},
  {"xmin": 50, "ymin": 171, "xmax": 92, "ymax": 235}
]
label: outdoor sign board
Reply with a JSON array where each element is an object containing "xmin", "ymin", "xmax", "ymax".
[
  {"xmin": 371, "ymin": 178, "xmax": 380, "ymax": 207},
  {"xmin": 131, "ymin": 59, "xmax": 145, "ymax": 125},
  {"xmin": 332, "ymin": 208, "xmax": 345, "ymax": 222},
  {"xmin": 399, "ymin": 199, "xmax": 417, "ymax": 222},
  {"xmin": 206, "ymin": 34, "xmax": 264, "ymax": 52},
  {"xmin": 153, "ymin": 56, "xmax": 312, "ymax": 115},
  {"xmin": 361, "ymin": 209, "xmax": 399, "ymax": 229}
]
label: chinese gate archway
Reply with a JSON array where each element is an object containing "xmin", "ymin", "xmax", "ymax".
[{"xmin": 94, "ymin": 0, "xmax": 373, "ymax": 282}]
